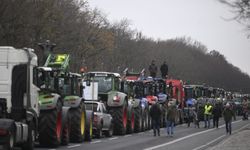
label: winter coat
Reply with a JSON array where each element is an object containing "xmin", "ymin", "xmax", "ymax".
[
  {"xmin": 149, "ymin": 64, "xmax": 157, "ymax": 76},
  {"xmin": 160, "ymin": 64, "xmax": 168, "ymax": 76},
  {"xmin": 166, "ymin": 105, "xmax": 177, "ymax": 122},
  {"xmin": 213, "ymin": 104, "xmax": 222, "ymax": 118},
  {"xmin": 223, "ymin": 107, "xmax": 236, "ymax": 122},
  {"xmin": 150, "ymin": 103, "xmax": 162, "ymax": 120}
]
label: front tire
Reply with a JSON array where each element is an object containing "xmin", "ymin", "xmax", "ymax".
[
  {"xmin": 69, "ymin": 103, "xmax": 86, "ymax": 143},
  {"xmin": 112, "ymin": 103, "xmax": 128, "ymax": 135},
  {"xmin": 126, "ymin": 106, "xmax": 135, "ymax": 134},
  {"xmin": 134, "ymin": 107, "xmax": 142, "ymax": 133},
  {"xmin": 39, "ymin": 102, "xmax": 62, "ymax": 147}
]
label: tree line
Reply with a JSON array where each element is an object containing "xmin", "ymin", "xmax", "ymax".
[{"xmin": 0, "ymin": 0, "xmax": 250, "ymax": 93}]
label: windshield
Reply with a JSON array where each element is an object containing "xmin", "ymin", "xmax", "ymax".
[
  {"xmin": 93, "ymin": 76, "xmax": 112, "ymax": 93},
  {"xmin": 85, "ymin": 103, "xmax": 98, "ymax": 112},
  {"xmin": 38, "ymin": 70, "xmax": 59, "ymax": 92}
]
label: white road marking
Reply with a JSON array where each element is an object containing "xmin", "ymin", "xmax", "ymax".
[
  {"xmin": 205, "ymin": 123, "xmax": 250, "ymax": 150},
  {"xmin": 67, "ymin": 144, "xmax": 81, "ymax": 148},
  {"xmin": 108, "ymin": 137, "xmax": 118, "ymax": 140},
  {"xmin": 91, "ymin": 140, "xmax": 102, "ymax": 144},
  {"xmin": 144, "ymin": 120, "xmax": 243, "ymax": 150},
  {"xmin": 124, "ymin": 134, "xmax": 132, "ymax": 137},
  {"xmin": 192, "ymin": 135, "xmax": 226, "ymax": 150}
]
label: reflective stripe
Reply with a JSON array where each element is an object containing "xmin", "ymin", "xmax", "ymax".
[{"xmin": 204, "ymin": 105, "xmax": 212, "ymax": 115}]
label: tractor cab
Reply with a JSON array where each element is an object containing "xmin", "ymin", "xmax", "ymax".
[
  {"xmin": 154, "ymin": 78, "xmax": 168, "ymax": 104},
  {"xmin": 143, "ymin": 78, "xmax": 158, "ymax": 105}
]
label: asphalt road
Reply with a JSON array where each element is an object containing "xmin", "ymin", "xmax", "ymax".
[{"xmin": 14, "ymin": 117, "xmax": 250, "ymax": 150}]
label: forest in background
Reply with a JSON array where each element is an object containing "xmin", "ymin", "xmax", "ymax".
[{"xmin": 0, "ymin": 0, "xmax": 250, "ymax": 93}]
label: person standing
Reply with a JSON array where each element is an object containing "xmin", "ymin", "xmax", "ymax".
[
  {"xmin": 160, "ymin": 61, "xmax": 168, "ymax": 79},
  {"xmin": 150, "ymin": 101, "xmax": 162, "ymax": 136},
  {"xmin": 148, "ymin": 60, "xmax": 158, "ymax": 78},
  {"xmin": 242, "ymin": 99, "xmax": 248, "ymax": 120},
  {"xmin": 204, "ymin": 101, "xmax": 213, "ymax": 128},
  {"xmin": 213, "ymin": 102, "xmax": 222, "ymax": 128},
  {"xmin": 222, "ymin": 103, "xmax": 236, "ymax": 135},
  {"xmin": 166, "ymin": 101, "xmax": 177, "ymax": 137}
]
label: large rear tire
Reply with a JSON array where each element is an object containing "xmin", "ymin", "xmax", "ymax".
[
  {"xmin": 69, "ymin": 103, "xmax": 86, "ymax": 143},
  {"xmin": 112, "ymin": 103, "xmax": 128, "ymax": 135},
  {"xmin": 61, "ymin": 107, "xmax": 70, "ymax": 146},
  {"xmin": 134, "ymin": 107, "xmax": 142, "ymax": 133},
  {"xmin": 39, "ymin": 102, "xmax": 62, "ymax": 147},
  {"xmin": 126, "ymin": 106, "xmax": 135, "ymax": 134},
  {"xmin": 84, "ymin": 110, "xmax": 93, "ymax": 141}
]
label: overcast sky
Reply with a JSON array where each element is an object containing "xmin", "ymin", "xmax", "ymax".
[{"xmin": 88, "ymin": 0, "xmax": 250, "ymax": 75}]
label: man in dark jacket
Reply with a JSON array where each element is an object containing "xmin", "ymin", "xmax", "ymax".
[
  {"xmin": 148, "ymin": 60, "xmax": 158, "ymax": 78},
  {"xmin": 213, "ymin": 102, "xmax": 222, "ymax": 128},
  {"xmin": 150, "ymin": 101, "xmax": 162, "ymax": 136},
  {"xmin": 160, "ymin": 61, "xmax": 168, "ymax": 79},
  {"xmin": 223, "ymin": 103, "xmax": 236, "ymax": 135}
]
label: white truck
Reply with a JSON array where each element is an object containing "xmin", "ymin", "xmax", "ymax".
[{"xmin": 0, "ymin": 47, "xmax": 39, "ymax": 150}]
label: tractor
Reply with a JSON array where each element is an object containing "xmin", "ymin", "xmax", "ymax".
[
  {"xmin": 83, "ymin": 72, "xmax": 133, "ymax": 135},
  {"xmin": 122, "ymin": 69, "xmax": 150, "ymax": 132},
  {"xmin": 37, "ymin": 41, "xmax": 92, "ymax": 147}
]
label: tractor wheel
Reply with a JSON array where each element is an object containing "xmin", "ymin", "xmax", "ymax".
[
  {"xmin": 141, "ymin": 108, "xmax": 148, "ymax": 131},
  {"xmin": 134, "ymin": 107, "xmax": 142, "ymax": 133},
  {"xmin": 69, "ymin": 103, "xmax": 86, "ymax": 143},
  {"xmin": 39, "ymin": 102, "xmax": 62, "ymax": 147},
  {"xmin": 61, "ymin": 107, "xmax": 70, "ymax": 146},
  {"xmin": 113, "ymin": 103, "xmax": 128, "ymax": 135},
  {"xmin": 126, "ymin": 106, "xmax": 135, "ymax": 134},
  {"xmin": 84, "ymin": 111, "xmax": 93, "ymax": 141}
]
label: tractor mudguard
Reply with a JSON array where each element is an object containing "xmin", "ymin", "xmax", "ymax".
[
  {"xmin": 39, "ymin": 93, "xmax": 60, "ymax": 110},
  {"xmin": 107, "ymin": 91, "xmax": 127, "ymax": 107},
  {"xmin": 63, "ymin": 96, "xmax": 82, "ymax": 108}
]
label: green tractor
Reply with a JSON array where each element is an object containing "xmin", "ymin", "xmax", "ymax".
[
  {"xmin": 37, "ymin": 42, "xmax": 92, "ymax": 147},
  {"xmin": 62, "ymin": 72, "xmax": 93, "ymax": 142},
  {"xmin": 83, "ymin": 72, "xmax": 132, "ymax": 135},
  {"xmin": 37, "ymin": 55, "xmax": 71, "ymax": 147}
]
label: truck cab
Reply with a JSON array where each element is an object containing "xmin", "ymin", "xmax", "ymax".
[{"xmin": 0, "ymin": 47, "xmax": 39, "ymax": 150}]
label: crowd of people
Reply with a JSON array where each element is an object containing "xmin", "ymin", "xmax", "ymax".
[
  {"xmin": 148, "ymin": 60, "xmax": 249, "ymax": 137},
  {"xmin": 149, "ymin": 96, "xmax": 249, "ymax": 137}
]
